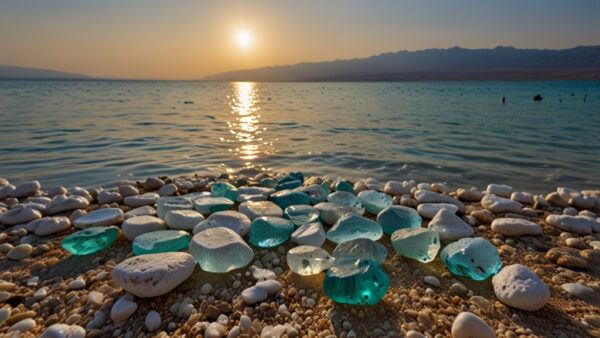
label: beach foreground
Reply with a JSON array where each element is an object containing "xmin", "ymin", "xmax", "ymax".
[{"xmin": 1, "ymin": 171, "xmax": 600, "ymax": 338}]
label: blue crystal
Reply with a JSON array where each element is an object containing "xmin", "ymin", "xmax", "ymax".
[
  {"xmin": 289, "ymin": 172, "xmax": 304, "ymax": 183},
  {"xmin": 132, "ymin": 230, "xmax": 190, "ymax": 255},
  {"xmin": 323, "ymin": 258, "xmax": 389, "ymax": 305},
  {"xmin": 334, "ymin": 180, "xmax": 354, "ymax": 194},
  {"xmin": 326, "ymin": 213, "xmax": 383, "ymax": 244},
  {"xmin": 211, "ymin": 181, "xmax": 238, "ymax": 202},
  {"xmin": 320, "ymin": 183, "xmax": 331, "ymax": 195},
  {"xmin": 270, "ymin": 190, "xmax": 310, "ymax": 210},
  {"xmin": 61, "ymin": 226, "xmax": 119, "ymax": 255},
  {"xmin": 249, "ymin": 216, "xmax": 295, "ymax": 248},
  {"xmin": 358, "ymin": 190, "xmax": 393, "ymax": 215},
  {"xmin": 376, "ymin": 205, "xmax": 422, "ymax": 235},
  {"xmin": 193, "ymin": 197, "xmax": 234, "ymax": 214},
  {"xmin": 284, "ymin": 205, "xmax": 320, "ymax": 226},
  {"xmin": 441, "ymin": 237, "xmax": 502, "ymax": 280},
  {"xmin": 275, "ymin": 175, "xmax": 302, "ymax": 191},
  {"xmin": 327, "ymin": 191, "xmax": 362, "ymax": 209}
]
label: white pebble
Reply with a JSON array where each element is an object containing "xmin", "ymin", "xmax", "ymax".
[
  {"xmin": 145, "ymin": 311, "xmax": 161, "ymax": 331},
  {"xmin": 68, "ymin": 277, "xmax": 86, "ymax": 290},
  {"xmin": 111, "ymin": 297, "xmax": 138, "ymax": 322}
]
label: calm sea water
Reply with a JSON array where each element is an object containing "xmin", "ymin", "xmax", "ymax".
[{"xmin": 0, "ymin": 80, "xmax": 598, "ymax": 193}]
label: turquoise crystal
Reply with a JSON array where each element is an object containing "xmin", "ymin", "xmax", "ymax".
[
  {"xmin": 289, "ymin": 172, "xmax": 304, "ymax": 182},
  {"xmin": 211, "ymin": 181, "xmax": 238, "ymax": 202},
  {"xmin": 332, "ymin": 238, "xmax": 387, "ymax": 264},
  {"xmin": 320, "ymin": 183, "xmax": 331, "ymax": 195},
  {"xmin": 377, "ymin": 205, "xmax": 422, "ymax": 235},
  {"xmin": 270, "ymin": 190, "xmax": 310, "ymax": 210},
  {"xmin": 334, "ymin": 180, "xmax": 354, "ymax": 194},
  {"xmin": 441, "ymin": 237, "xmax": 502, "ymax": 280},
  {"xmin": 284, "ymin": 205, "xmax": 320, "ymax": 226},
  {"xmin": 391, "ymin": 228, "xmax": 440, "ymax": 263},
  {"xmin": 193, "ymin": 197, "xmax": 234, "ymax": 214},
  {"xmin": 327, "ymin": 191, "xmax": 362, "ymax": 209},
  {"xmin": 287, "ymin": 245, "xmax": 335, "ymax": 275},
  {"xmin": 249, "ymin": 216, "xmax": 295, "ymax": 248},
  {"xmin": 358, "ymin": 190, "xmax": 393, "ymax": 215},
  {"xmin": 275, "ymin": 175, "xmax": 302, "ymax": 191},
  {"xmin": 132, "ymin": 230, "xmax": 190, "ymax": 255},
  {"xmin": 323, "ymin": 258, "xmax": 389, "ymax": 305},
  {"xmin": 61, "ymin": 226, "xmax": 119, "ymax": 255},
  {"xmin": 326, "ymin": 213, "xmax": 383, "ymax": 243},
  {"xmin": 259, "ymin": 177, "xmax": 276, "ymax": 188}
]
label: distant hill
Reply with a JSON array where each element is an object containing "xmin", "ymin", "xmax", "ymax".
[
  {"xmin": 204, "ymin": 46, "xmax": 600, "ymax": 81},
  {"xmin": 0, "ymin": 65, "xmax": 91, "ymax": 80}
]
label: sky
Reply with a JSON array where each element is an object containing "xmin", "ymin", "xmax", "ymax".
[{"xmin": 1, "ymin": 0, "xmax": 599, "ymax": 79}]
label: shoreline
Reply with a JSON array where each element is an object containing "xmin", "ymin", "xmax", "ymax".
[{"xmin": 1, "ymin": 171, "xmax": 600, "ymax": 337}]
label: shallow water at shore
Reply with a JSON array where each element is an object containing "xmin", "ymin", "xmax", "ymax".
[{"xmin": 0, "ymin": 80, "xmax": 599, "ymax": 192}]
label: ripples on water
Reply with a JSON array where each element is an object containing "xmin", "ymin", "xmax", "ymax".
[{"xmin": 0, "ymin": 80, "xmax": 598, "ymax": 193}]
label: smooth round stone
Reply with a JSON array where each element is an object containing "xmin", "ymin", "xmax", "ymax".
[
  {"xmin": 314, "ymin": 202, "xmax": 364, "ymax": 225},
  {"xmin": 284, "ymin": 205, "xmax": 320, "ymax": 226},
  {"xmin": 40, "ymin": 324, "xmax": 85, "ymax": 338},
  {"xmin": 0, "ymin": 207, "xmax": 41, "ymax": 226},
  {"xmin": 291, "ymin": 222, "xmax": 326, "ymax": 247},
  {"xmin": 249, "ymin": 217, "xmax": 295, "ymax": 248},
  {"xmin": 158, "ymin": 183, "xmax": 177, "ymax": 196},
  {"xmin": 193, "ymin": 197, "xmax": 234, "ymax": 214},
  {"xmin": 332, "ymin": 238, "xmax": 387, "ymax": 264},
  {"xmin": 323, "ymin": 258, "xmax": 389, "ymax": 305},
  {"xmin": 237, "ymin": 187, "xmax": 273, "ymax": 202},
  {"xmin": 391, "ymin": 228, "xmax": 440, "ymax": 263},
  {"xmin": 287, "ymin": 245, "xmax": 334, "ymax": 275},
  {"xmin": 270, "ymin": 190, "xmax": 310, "ymax": 210},
  {"xmin": 193, "ymin": 211, "xmax": 251, "ymax": 236},
  {"xmin": 481, "ymin": 194, "xmax": 522, "ymax": 213},
  {"xmin": 7, "ymin": 244, "xmax": 33, "ymax": 260},
  {"xmin": 211, "ymin": 181, "xmax": 238, "ymax": 202},
  {"xmin": 241, "ymin": 280, "xmax": 282, "ymax": 305},
  {"xmin": 189, "ymin": 227, "xmax": 254, "ymax": 273},
  {"xmin": 451, "ymin": 312, "xmax": 496, "ymax": 338},
  {"xmin": 295, "ymin": 184, "xmax": 327, "ymax": 204},
  {"xmin": 546, "ymin": 215, "xmax": 596, "ymax": 235},
  {"xmin": 164, "ymin": 209, "xmax": 204, "ymax": 230},
  {"xmin": 132, "ymin": 230, "xmax": 190, "ymax": 255},
  {"xmin": 259, "ymin": 178, "xmax": 276, "ymax": 188},
  {"xmin": 111, "ymin": 296, "xmax": 138, "ymax": 322},
  {"xmin": 427, "ymin": 209, "xmax": 474, "ymax": 241},
  {"xmin": 561, "ymin": 283, "xmax": 600, "ymax": 306},
  {"xmin": 124, "ymin": 205, "xmax": 157, "ymax": 219},
  {"xmin": 492, "ymin": 264, "xmax": 550, "ymax": 311},
  {"xmin": 112, "ymin": 252, "xmax": 196, "ymax": 298},
  {"xmin": 491, "ymin": 218, "xmax": 543, "ymax": 236},
  {"xmin": 8, "ymin": 318, "xmax": 36, "ymax": 334},
  {"xmin": 145, "ymin": 311, "xmax": 161, "ymax": 331},
  {"xmin": 124, "ymin": 192, "xmax": 160, "ymax": 208},
  {"xmin": 238, "ymin": 201, "xmax": 283, "ymax": 220},
  {"xmin": 156, "ymin": 197, "xmax": 193, "ymax": 219},
  {"xmin": 376, "ymin": 205, "xmax": 422, "ymax": 235},
  {"xmin": 326, "ymin": 214, "xmax": 383, "ymax": 244},
  {"xmin": 62, "ymin": 226, "xmax": 119, "ymax": 255},
  {"xmin": 122, "ymin": 216, "xmax": 166, "ymax": 240},
  {"xmin": 10, "ymin": 180, "xmax": 40, "ymax": 198},
  {"xmin": 441, "ymin": 237, "xmax": 502, "ymax": 280},
  {"xmin": 29, "ymin": 216, "xmax": 71, "ymax": 236},
  {"xmin": 275, "ymin": 175, "xmax": 302, "ymax": 191},
  {"xmin": 357, "ymin": 190, "xmax": 392, "ymax": 215},
  {"xmin": 97, "ymin": 190, "xmax": 123, "ymax": 204},
  {"xmin": 74, "ymin": 208, "xmax": 124, "ymax": 229},
  {"xmin": 334, "ymin": 180, "xmax": 354, "ymax": 194},
  {"xmin": 327, "ymin": 191, "xmax": 362, "ymax": 209},
  {"xmin": 486, "ymin": 183, "xmax": 513, "ymax": 197},
  {"xmin": 46, "ymin": 195, "xmax": 90, "ymax": 215},
  {"xmin": 416, "ymin": 203, "xmax": 459, "ymax": 219}
]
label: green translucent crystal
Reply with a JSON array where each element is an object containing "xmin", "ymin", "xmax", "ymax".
[
  {"xmin": 287, "ymin": 245, "xmax": 334, "ymax": 275},
  {"xmin": 326, "ymin": 213, "xmax": 383, "ymax": 244},
  {"xmin": 391, "ymin": 228, "xmax": 440, "ymax": 263},
  {"xmin": 270, "ymin": 190, "xmax": 310, "ymax": 210},
  {"xmin": 211, "ymin": 181, "xmax": 238, "ymax": 202},
  {"xmin": 377, "ymin": 205, "xmax": 422, "ymax": 235},
  {"xmin": 61, "ymin": 226, "xmax": 119, "ymax": 255},
  {"xmin": 284, "ymin": 205, "xmax": 320, "ymax": 226},
  {"xmin": 327, "ymin": 191, "xmax": 362, "ymax": 209},
  {"xmin": 441, "ymin": 237, "xmax": 502, "ymax": 280},
  {"xmin": 332, "ymin": 238, "xmax": 387, "ymax": 264},
  {"xmin": 323, "ymin": 258, "xmax": 389, "ymax": 305},
  {"xmin": 259, "ymin": 177, "xmax": 276, "ymax": 188},
  {"xmin": 320, "ymin": 183, "xmax": 331, "ymax": 195},
  {"xmin": 249, "ymin": 216, "xmax": 295, "ymax": 248},
  {"xmin": 132, "ymin": 230, "xmax": 190, "ymax": 255},
  {"xmin": 358, "ymin": 190, "xmax": 393, "ymax": 215},
  {"xmin": 193, "ymin": 197, "xmax": 234, "ymax": 214},
  {"xmin": 334, "ymin": 180, "xmax": 354, "ymax": 194},
  {"xmin": 275, "ymin": 175, "xmax": 302, "ymax": 191}
]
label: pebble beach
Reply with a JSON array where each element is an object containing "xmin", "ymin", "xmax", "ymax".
[{"xmin": 1, "ymin": 171, "xmax": 600, "ymax": 338}]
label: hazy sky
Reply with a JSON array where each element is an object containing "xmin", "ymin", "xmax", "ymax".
[{"xmin": 1, "ymin": 0, "xmax": 599, "ymax": 79}]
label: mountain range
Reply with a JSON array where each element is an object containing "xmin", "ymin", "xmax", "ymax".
[{"xmin": 0, "ymin": 65, "xmax": 90, "ymax": 80}]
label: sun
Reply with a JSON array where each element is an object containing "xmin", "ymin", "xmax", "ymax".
[{"xmin": 237, "ymin": 30, "xmax": 252, "ymax": 48}]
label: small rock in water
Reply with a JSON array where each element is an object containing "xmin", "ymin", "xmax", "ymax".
[
  {"xmin": 427, "ymin": 209, "xmax": 474, "ymax": 241},
  {"xmin": 323, "ymin": 258, "xmax": 389, "ymax": 305},
  {"xmin": 376, "ymin": 205, "xmax": 422, "ymax": 235},
  {"xmin": 332, "ymin": 238, "xmax": 387, "ymax": 264},
  {"xmin": 481, "ymin": 194, "xmax": 522, "ymax": 213},
  {"xmin": 391, "ymin": 228, "xmax": 440, "ymax": 263},
  {"xmin": 284, "ymin": 205, "xmax": 320, "ymax": 225},
  {"xmin": 238, "ymin": 200, "xmax": 283, "ymax": 220},
  {"xmin": 145, "ymin": 311, "xmax": 161, "ymax": 331},
  {"xmin": 287, "ymin": 245, "xmax": 335, "ymax": 275},
  {"xmin": 357, "ymin": 190, "xmax": 393, "ymax": 214},
  {"xmin": 491, "ymin": 218, "xmax": 543, "ymax": 236},
  {"xmin": 416, "ymin": 203, "xmax": 458, "ymax": 219},
  {"xmin": 112, "ymin": 252, "xmax": 196, "ymax": 297},
  {"xmin": 122, "ymin": 215, "xmax": 166, "ymax": 240},
  {"xmin": 492, "ymin": 264, "xmax": 550, "ymax": 311},
  {"xmin": 192, "ymin": 196, "xmax": 234, "ymax": 214},
  {"xmin": 156, "ymin": 196, "xmax": 193, "ymax": 219},
  {"xmin": 270, "ymin": 190, "xmax": 310, "ymax": 209},
  {"xmin": 326, "ymin": 213, "xmax": 383, "ymax": 244},
  {"xmin": 211, "ymin": 181, "xmax": 238, "ymax": 202},
  {"xmin": 189, "ymin": 227, "xmax": 254, "ymax": 272},
  {"xmin": 327, "ymin": 191, "xmax": 362, "ymax": 209},
  {"xmin": 73, "ymin": 208, "xmax": 124, "ymax": 229},
  {"xmin": 61, "ymin": 226, "xmax": 119, "ymax": 255},
  {"xmin": 314, "ymin": 202, "xmax": 364, "ymax": 225},
  {"xmin": 193, "ymin": 210, "xmax": 251, "ymax": 236},
  {"xmin": 132, "ymin": 230, "xmax": 190, "ymax": 255},
  {"xmin": 164, "ymin": 209, "xmax": 204, "ymax": 230},
  {"xmin": 249, "ymin": 216, "xmax": 295, "ymax": 248},
  {"xmin": 111, "ymin": 296, "xmax": 138, "ymax": 322},
  {"xmin": 451, "ymin": 312, "xmax": 496, "ymax": 338},
  {"xmin": 290, "ymin": 221, "xmax": 326, "ymax": 247},
  {"xmin": 441, "ymin": 237, "xmax": 502, "ymax": 280},
  {"xmin": 40, "ymin": 323, "xmax": 86, "ymax": 338}
]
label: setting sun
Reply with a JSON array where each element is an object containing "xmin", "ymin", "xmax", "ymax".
[{"xmin": 237, "ymin": 30, "xmax": 252, "ymax": 48}]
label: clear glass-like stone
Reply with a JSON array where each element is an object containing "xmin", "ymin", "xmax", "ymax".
[
  {"xmin": 323, "ymin": 258, "xmax": 389, "ymax": 305},
  {"xmin": 249, "ymin": 217, "xmax": 295, "ymax": 248},
  {"xmin": 132, "ymin": 230, "xmax": 190, "ymax": 255},
  {"xmin": 326, "ymin": 214, "xmax": 383, "ymax": 244},
  {"xmin": 377, "ymin": 205, "xmax": 422, "ymax": 235},
  {"xmin": 189, "ymin": 227, "xmax": 254, "ymax": 273},
  {"xmin": 61, "ymin": 226, "xmax": 119, "ymax": 255},
  {"xmin": 211, "ymin": 181, "xmax": 238, "ymax": 202},
  {"xmin": 441, "ymin": 237, "xmax": 502, "ymax": 280},
  {"xmin": 192, "ymin": 197, "xmax": 234, "ymax": 214},
  {"xmin": 284, "ymin": 205, "xmax": 320, "ymax": 226},
  {"xmin": 357, "ymin": 190, "xmax": 393, "ymax": 215},
  {"xmin": 332, "ymin": 238, "xmax": 387, "ymax": 264},
  {"xmin": 287, "ymin": 245, "xmax": 334, "ymax": 275},
  {"xmin": 391, "ymin": 228, "xmax": 440, "ymax": 263},
  {"xmin": 270, "ymin": 190, "xmax": 310, "ymax": 210},
  {"xmin": 327, "ymin": 191, "xmax": 362, "ymax": 209}
]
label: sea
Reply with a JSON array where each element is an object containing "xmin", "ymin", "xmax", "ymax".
[{"xmin": 0, "ymin": 80, "xmax": 598, "ymax": 193}]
